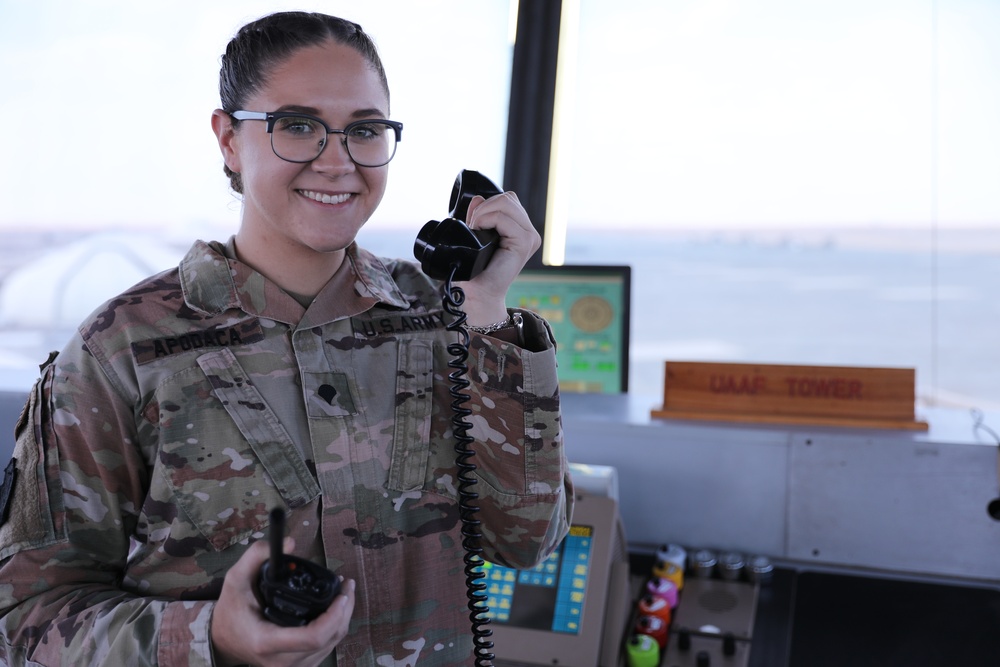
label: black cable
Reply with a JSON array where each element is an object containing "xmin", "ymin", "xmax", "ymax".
[
  {"xmin": 971, "ymin": 408, "xmax": 1000, "ymax": 446},
  {"xmin": 442, "ymin": 267, "xmax": 495, "ymax": 667},
  {"xmin": 972, "ymin": 408, "xmax": 1000, "ymax": 522}
]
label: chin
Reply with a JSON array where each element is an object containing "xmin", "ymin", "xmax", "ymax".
[{"xmin": 308, "ymin": 234, "xmax": 358, "ymax": 255}]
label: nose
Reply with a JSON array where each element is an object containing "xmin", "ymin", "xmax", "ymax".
[{"xmin": 311, "ymin": 132, "xmax": 355, "ymax": 175}]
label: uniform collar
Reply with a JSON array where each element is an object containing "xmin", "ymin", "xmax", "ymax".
[
  {"xmin": 344, "ymin": 243, "xmax": 411, "ymax": 309},
  {"xmin": 178, "ymin": 238, "xmax": 410, "ymax": 324}
]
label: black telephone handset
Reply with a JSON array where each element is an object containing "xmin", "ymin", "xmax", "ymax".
[
  {"xmin": 257, "ymin": 507, "xmax": 340, "ymax": 627},
  {"xmin": 413, "ymin": 170, "xmax": 504, "ymax": 281}
]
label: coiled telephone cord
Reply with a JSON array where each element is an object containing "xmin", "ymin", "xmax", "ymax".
[{"xmin": 442, "ymin": 271, "xmax": 495, "ymax": 667}]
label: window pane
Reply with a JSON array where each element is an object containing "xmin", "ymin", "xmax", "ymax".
[{"xmin": 563, "ymin": 0, "xmax": 1000, "ymax": 409}]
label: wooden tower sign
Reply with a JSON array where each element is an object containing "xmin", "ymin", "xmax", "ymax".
[{"xmin": 651, "ymin": 361, "xmax": 928, "ymax": 431}]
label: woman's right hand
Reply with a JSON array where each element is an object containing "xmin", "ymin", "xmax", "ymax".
[{"xmin": 211, "ymin": 537, "xmax": 356, "ymax": 667}]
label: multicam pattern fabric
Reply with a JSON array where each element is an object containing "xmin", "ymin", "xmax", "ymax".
[{"xmin": 0, "ymin": 239, "xmax": 573, "ymax": 667}]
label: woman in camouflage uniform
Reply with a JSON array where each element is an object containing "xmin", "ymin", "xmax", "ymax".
[{"xmin": 0, "ymin": 11, "xmax": 572, "ymax": 667}]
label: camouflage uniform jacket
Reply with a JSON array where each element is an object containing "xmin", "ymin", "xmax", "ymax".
[{"xmin": 0, "ymin": 238, "xmax": 573, "ymax": 667}]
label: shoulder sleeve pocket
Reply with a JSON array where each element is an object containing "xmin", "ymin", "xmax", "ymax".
[{"xmin": 0, "ymin": 368, "xmax": 65, "ymax": 560}]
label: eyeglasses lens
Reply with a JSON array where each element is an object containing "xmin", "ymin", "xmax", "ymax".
[{"xmin": 270, "ymin": 117, "xmax": 397, "ymax": 167}]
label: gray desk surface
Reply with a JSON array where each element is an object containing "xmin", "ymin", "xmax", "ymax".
[{"xmin": 561, "ymin": 392, "xmax": 999, "ymax": 447}]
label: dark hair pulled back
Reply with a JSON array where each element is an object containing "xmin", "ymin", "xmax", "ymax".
[{"xmin": 219, "ymin": 12, "xmax": 390, "ymax": 193}]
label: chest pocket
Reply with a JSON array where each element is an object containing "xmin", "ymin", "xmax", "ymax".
[
  {"xmin": 386, "ymin": 338, "xmax": 435, "ymax": 493},
  {"xmin": 153, "ymin": 348, "xmax": 320, "ymax": 551}
]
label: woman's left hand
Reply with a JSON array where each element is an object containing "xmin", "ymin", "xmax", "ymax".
[{"xmin": 459, "ymin": 191, "xmax": 540, "ymax": 327}]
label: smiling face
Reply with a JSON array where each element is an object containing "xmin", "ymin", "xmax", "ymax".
[{"xmin": 214, "ymin": 39, "xmax": 391, "ymax": 278}]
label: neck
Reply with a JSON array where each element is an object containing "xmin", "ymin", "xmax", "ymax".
[{"xmin": 232, "ymin": 233, "xmax": 348, "ymax": 300}]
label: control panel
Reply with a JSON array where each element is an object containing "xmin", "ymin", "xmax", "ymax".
[{"xmin": 626, "ymin": 545, "xmax": 771, "ymax": 667}]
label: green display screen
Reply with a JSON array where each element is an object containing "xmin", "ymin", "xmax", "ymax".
[{"xmin": 506, "ymin": 265, "xmax": 631, "ymax": 393}]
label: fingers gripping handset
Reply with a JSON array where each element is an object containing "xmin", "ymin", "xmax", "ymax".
[
  {"xmin": 413, "ymin": 170, "xmax": 504, "ymax": 281},
  {"xmin": 257, "ymin": 508, "xmax": 341, "ymax": 626}
]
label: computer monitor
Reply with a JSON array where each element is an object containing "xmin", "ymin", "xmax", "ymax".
[
  {"xmin": 483, "ymin": 491, "xmax": 631, "ymax": 667},
  {"xmin": 505, "ymin": 264, "xmax": 631, "ymax": 394}
]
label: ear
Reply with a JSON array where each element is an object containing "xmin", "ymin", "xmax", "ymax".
[{"xmin": 211, "ymin": 109, "xmax": 242, "ymax": 175}]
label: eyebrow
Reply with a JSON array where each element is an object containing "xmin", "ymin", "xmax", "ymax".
[{"xmin": 274, "ymin": 104, "xmax": 388, "ymax": 120}]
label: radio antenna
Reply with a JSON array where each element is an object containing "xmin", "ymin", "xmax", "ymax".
[{"xmin": 267, "ymin": 507, "xmax": 286, "ymax": 582}]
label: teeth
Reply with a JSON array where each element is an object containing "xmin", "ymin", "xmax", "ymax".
[{"xmin": 301, "ymin": 190, "xmax": 351, "ymax": 205}]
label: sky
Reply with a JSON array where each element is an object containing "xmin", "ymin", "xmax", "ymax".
[
  {"xmin": 564, "ymin": 0, "xmax": 1000, "ymax": 228},
  {"xmin": 0, "ymin": 0, "xmax": 998, "ymax": 235}
]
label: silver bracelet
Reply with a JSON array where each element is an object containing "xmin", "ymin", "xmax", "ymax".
[
  {"xmin": 466, "ymin": 312, "xmax": 526, "ymax": 347},
  {"xmin": 466, "ymin": 313, "xmax": 514, "ymax": 335}
]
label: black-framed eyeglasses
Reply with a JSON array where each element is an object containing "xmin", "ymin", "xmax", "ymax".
[{"xmin": 230, "ymin": 110, "xmax": 403, "ymax": 167}]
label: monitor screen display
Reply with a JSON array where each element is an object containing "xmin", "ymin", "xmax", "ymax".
[
  {"xmin": 505, "ymin": 264, "xmax": 631, "ymax": 393},
  {"xmin": 481, "ymin": 524, "xmax": 594, "ymax": 634}
]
